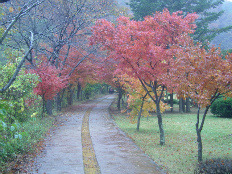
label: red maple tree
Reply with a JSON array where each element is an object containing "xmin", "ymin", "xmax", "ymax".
[
  {"xmin": 31, "ymin": 58, "xmax": 67, "ymax": 114},
  {"xmin": 32, "ymin": 65, "xmax": 67, "ymax": 101},
  {"xmin": 90, "ymin": 9, "xmax": 198, "ymax": 145},
  {"xmin": 171, "ymin": 35, "xmax": 232, "ymax": 162}
]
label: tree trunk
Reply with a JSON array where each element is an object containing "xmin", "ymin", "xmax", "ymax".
[
  {"xmin": 156, "ymin": 103, "xmax": 165, "ymax": 145},
  {"xmin": 46, "ymin": 99, "xmax": 53, "ymax": 115},
  {"xmin": 80, "ymin": 90, "xmax": 83, "ymax": 101},
  {"xmin": 57, "ymin": 88, "xmax": 65, "ymax": 111},
  {"xmin": 67, "ymin": 91, "xmax": 73, "ymax": 105},
  {"xmin": 186, "ymin": 97, "xmax": 191, "ymax": 113},
  {"xmin": 197, "ymin": 130, "xmax": 203, "ymax": 162},
  {"xmin": 179, "ymin": 98, "xmax": 184, "ymax": 113},
  {"xmin": 195, "ymin": 105, "xmax": 211, "ymax": 163},
  {"xmin": 182, "ymin": 98, "xmax": 186, "ymax": 112},
  {"xmin": 196, "ymin": 94, "xmax": 220, "ymax": 162},
  {"xmin": 195, "ymin": 105, "xmax": 209, "ymax": 162},
  {"xmin": 137, "ymin": 113, "xmax": 142, "ymax": 132},
  {"xmin": 77, "ymin": 82, "xmax": 81, "ymax": 100},
  {"xmin": 42, "ymin": 95, "xmax": 46, "ymax": 117},
  {"xmin": 56, "ymin": 92, "xmax": 62, "ymax": 111},
  {"xmin": 137, "ymin": 98, "xmax": 145, "ymax": 132},
  {"xmin": 117, "ymin": 88, "xmax": 122, "ymax": 110},
  {"xmin": 170, "ymin": 93, "xmax": 174, "ymax": 112},
  {"xmin": 122, "ymin": 98, "xmax": 126, "ymax": 109},
  {"xmin": 196, "ymin": 106, "xmax": 203, "ymax": 162},
  {"xmin": 137, "ymin": 80, "xmax": 165, "ymax": 146},
  {"xmin": 67, "ymin": 85, "xmax": 73, "ymax": 105}
]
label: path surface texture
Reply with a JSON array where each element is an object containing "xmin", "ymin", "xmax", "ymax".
[{"xmin": 31, "ymin": 95, "xmax": 163, "ymax": 174}]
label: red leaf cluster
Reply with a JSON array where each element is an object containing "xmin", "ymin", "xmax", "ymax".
[
  {"xmin": 171, "ymin": 36, "xmax": 232, "ymax": 107},
  {"xmin": 32, "ymin": 65, "xmax": 67, "ymax": 100},
  {"xmin": 90, "ymin": 9, "xmax": 198, "ymax": 85}
]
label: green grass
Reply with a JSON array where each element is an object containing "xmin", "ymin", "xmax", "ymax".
[
  {"xmin": 111, "ymin": 105, "xmax": 232, "ymax": 173},
  {"xmin": 21, "ymin": 117, "xmax": 55, "ymax": 146}
]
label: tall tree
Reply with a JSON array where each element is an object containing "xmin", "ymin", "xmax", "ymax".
[
  {"xmin": 128, "ymin": 0, "xmax": 232, "ymax": 44},
  {"xmin": 171, "ymin": 35, "xmax": 232, "ymax": 162},
  {"xmin": 0, "ymin": 0, "xmax": 45, "ymax": 92},
  {"xmin": 90, "ymin": 9, "xmax": 198, "ymax": 145},
  {"xmin": 1, "ymin": 0, "xmax": 120, "ymax": 113},
  {"xmin": 31, "ymin": 59, "xmax": 67, "ymax": 115}
]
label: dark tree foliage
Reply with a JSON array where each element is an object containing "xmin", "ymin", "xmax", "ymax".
[
  {"xmin": 0, "ymin": 0, "xmax": 10, "ymax": 3},
  {"xmin": 128, "ymin": 0, "xmax": 232, "ymax": 44},
  {"xmin": 195, "ymin": 158, "xmax": 232, "ymax": 174}
]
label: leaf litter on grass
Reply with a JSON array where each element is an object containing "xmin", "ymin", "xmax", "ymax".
[{"xmin": 112, "ymin": 109, "xmax": 232, "ymax": 174}]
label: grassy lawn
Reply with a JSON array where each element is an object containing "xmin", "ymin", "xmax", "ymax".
[{"xmin": 110, "ymin": 104, "xmax": 232, "ymax": 173}]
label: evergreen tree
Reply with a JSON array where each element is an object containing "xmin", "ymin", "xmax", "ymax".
[{"xmin": 128, "ymin": 0, "xmax": 232, "ymax": 44}]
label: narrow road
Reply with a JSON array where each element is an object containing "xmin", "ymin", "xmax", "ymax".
[{"xmin": 31, "ymin": 95, "xmax": 163, "ymax": 174}]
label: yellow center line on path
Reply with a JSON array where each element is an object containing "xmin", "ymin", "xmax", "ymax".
[{"xmin": 81, "ymin": 107, "xmax": 101, "ymax": 174}]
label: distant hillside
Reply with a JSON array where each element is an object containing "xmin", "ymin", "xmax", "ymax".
[
  {"xmin": 210, "ymin": 1, "xmax": 232, "ymax": 50},
  {"xmin": 116, "ymin": 0, "xmax": 130, "ymax": 7}
]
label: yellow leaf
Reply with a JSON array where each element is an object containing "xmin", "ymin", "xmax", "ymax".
[{"xmin": 9, "ymin": 7, "xmax": 14, "ymax": 13}]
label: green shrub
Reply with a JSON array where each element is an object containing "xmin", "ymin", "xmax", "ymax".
[
  {"xmin": 195, "ymin": 158, "xmax": 232, "ymax": 174},
  {"xmin": 83, "ymin": 84, "xmax": 93, "ymax": 99},
  {"xmin": 0, "ymin": 117, "xmax": 54, "ymax": 171},
  {"xmin": 211, "ymin": 98, "xmax": 232, "ymax": 118}
]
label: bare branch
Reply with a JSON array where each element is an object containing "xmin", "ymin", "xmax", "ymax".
[
  {"xmin": 0, "ymin": 32, "xmax": 34, "ymax": 93},
  {"xmin": 0, "ymin": 0, "xmax": 44, "ymax": 44},
  {"xmin": 68, "ymin": 48, "xmax": 97, "ymax": 76}
]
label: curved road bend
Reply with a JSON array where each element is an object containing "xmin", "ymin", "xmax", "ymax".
[{"xmin": 31, "ymin": 95, "xmax": 164, "ymax": 174}]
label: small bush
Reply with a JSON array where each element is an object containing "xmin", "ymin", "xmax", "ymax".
[
  {"xmin": 195, "ymin": 158, "xmax": 232, "ymax": 174},
  {"xmin": 0, "ymin": 117, "xmax": 54, "ymax": 171},
  {"xmin": 211, "ymin": 98, "xmax": 232, "ymax": 118}
]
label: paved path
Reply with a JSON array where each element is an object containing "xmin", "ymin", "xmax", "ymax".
[{"xmin": 31, "ymin": 95, "xmax": 163, "ymax": 174}]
